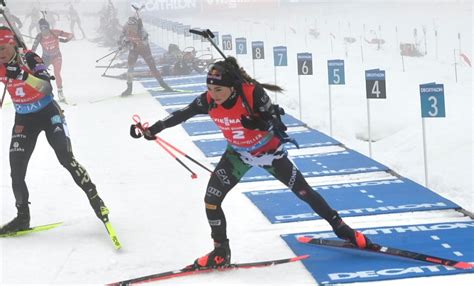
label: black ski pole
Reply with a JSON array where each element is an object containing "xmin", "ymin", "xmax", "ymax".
[
  {"xmin": 189, "ymin": 28, "xmax": 254, "ymax": 115},
  {"xmin": 101, "ymin": 49, "xmax": 121, "ymax": 77},
  {"xmin": 96, "ymin": 48, "xmax": 121, "ymax": 63},
  {"xmin": 0, "ymin": 0, "xmax": 28, "ymax": 108}
]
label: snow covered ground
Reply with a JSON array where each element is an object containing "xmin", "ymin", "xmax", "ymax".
[{"xmin": 1, "ymin": 1, "xmax": 472, "ymax": 285}]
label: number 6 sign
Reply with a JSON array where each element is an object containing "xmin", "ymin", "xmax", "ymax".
[{"xmin": 297, "ymin": 53, "xmax": 313, "ymax": 75}]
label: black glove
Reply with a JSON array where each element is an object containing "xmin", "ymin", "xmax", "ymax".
[
  {"xmin": 130, "ymin": 121, "xmax": 165, "ymax": 140},
  {"xmin": 240, "ymin": 115, "xmax": 271, "ymax": 131},
  {"xmin": 5, "ymin": 62, "xmax": 24, "ymax": 79}
]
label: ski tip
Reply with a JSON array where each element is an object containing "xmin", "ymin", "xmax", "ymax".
[
  {"xmin": 191, "ymin": 173, "xmax": 198, "ymax": 179},
  {"xmin": 297, "ymin": 236, "xmax": 312, "ymax": 243},
  {"xmin": 454, "ymin": 262, "xmax": 474, "ymax": 270},
  {"xmin": 292, "ymin": 254, "xmax": 310, "ymax": 262}
]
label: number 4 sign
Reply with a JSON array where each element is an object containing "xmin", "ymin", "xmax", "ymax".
[{"xmin": 365, "ymin": 69, "xmax": 386, "ymax": 99}]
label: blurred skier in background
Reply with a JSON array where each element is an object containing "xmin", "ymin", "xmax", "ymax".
[
  {"xmin": 118, "ymin": 16, "xmax": 173, "ymax": 96},
  {"xmin": 32, "ymin": 18, "xmax": 73, "ymax": 103},
  {"xmin": 68, "ymin": 4, "xmax": 86, "ymax": 40},
  {"xmin": 25, "ymin": 6, "xmax": 40, "ymax": 38}
]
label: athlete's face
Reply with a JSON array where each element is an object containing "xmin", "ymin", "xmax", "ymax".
[
  {"xmin": 0, "ymin": 43, "xmax": 16, "ymax": 64},
  {"xmin": 207, "ymin": 84, "xmax": 234, "ymax": 105}
]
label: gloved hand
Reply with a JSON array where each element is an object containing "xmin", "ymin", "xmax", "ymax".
[
  {"xmin": 240, "ymin": 115, "xmax": 271, "ymax": 131},
  {"xmin": 130, "ymin": 121, "xmax": 165, "ymax": 140},
  {"xmin": 5, "ymin": 62, "xmax": 25, "ymax": 79}
]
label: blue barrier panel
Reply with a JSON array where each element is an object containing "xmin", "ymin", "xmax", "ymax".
[
  {"xmin": 161, "ymin": 75, "xmax": 207, "ymax": 85},
  {"xmin": 282, "ymin": 222, "xmax": 474, "ymax": 284},
  {"xmin": 239, "ymin": 149, "xmax": 389, "ymax": 182},
  {"xmin": 154, "ymin": 95, "xmax": 199, "ymax": 106},
  {"xmin": 140, "ymin": 77, "xmax": 206, "ymax": 88},
  {"xmin": 194, "ymin": 129, "xmax": 340, "ymax": 157},
  {"xmin": 142, "ymin": 82, "xmax": 206, "ymax": 93},
  {"xmin": 183, "ymin": 114, "xmax": 306, "ymax": 136},
  {"xmin": 164, "ymin": 107, "xmax": 208, "ymax": 118},
  {"xmin": 244, "ymin": 178, "xmax": 460, "ymax": 223}
]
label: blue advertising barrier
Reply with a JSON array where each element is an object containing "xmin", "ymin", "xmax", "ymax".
[
  {"xmin": 194, "ymin": 129, "xmax": 340, "ymax": 157},
  {"xmin": 142, "ymin": 82, "xmax": 206, "ymax": 93},
  {"xmin": 282, "ymin": 221, "xmax": 474, "ymax": 284},
  {"xmin": 182, "ymin": 114, "xmax": 306, "ymax": 136},
  {"xmin": 238, "ymin": 149, "xmax": 389, "ymax": 182},
  {"xmin": 154, "ymin": 94, "xmax": 199, "ymax": 106},
  {"xmin": 244, "ymin": 178, "xmax": 460, "ymax": 223}
]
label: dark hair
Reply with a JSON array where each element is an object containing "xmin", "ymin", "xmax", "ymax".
[
  {"xmin": 0, "ymin": 26, "xmax": 12, "ymax": 32},
  {"xmin": 38, "ymin": 18, "xmax": 50, "ymax": 30},
  {"xmin": 216, "ymin": 56, "xmax": 284, "ymax": 93}
]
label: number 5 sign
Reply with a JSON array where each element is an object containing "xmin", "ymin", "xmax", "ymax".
[
  {"xmin": 365, "ymin": 69, "xmax": 386, "ymax": 99},
  {"xmin": 328, "ymin": 59, "xmax": 345, "ymax": 85},
  {"xmin": 420, "ymin": 83, "xmax": 445, "ymax": 117}
]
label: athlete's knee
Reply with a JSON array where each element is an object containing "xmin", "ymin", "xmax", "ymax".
[{"xmin": 204, "ymin": 185, "xmax": 225, "ymax": 210}]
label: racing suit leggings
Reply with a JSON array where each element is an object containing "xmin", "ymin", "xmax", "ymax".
[
  {"xmin": 9, "ymin": 101, "xmax": 97, "ymax": 207},
  {"xmin": 126, "ymin": 44, "xmax": 170, "ymax": 90},
  {"xmin": 44, "ymin": 54, "xmax": 63, "ymax": 89},
  {"xmin": 204, "ymin": 147, "xmax": 338, "ymax": 243}
]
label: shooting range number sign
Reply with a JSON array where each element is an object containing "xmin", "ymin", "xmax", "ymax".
[
  {"xmin": 192, "ymin": 27, "xmax": 200, "ymax": 40},
  {"xmin": 235, "ymin": 37, "xmax": 247, "ymax": 55},
  {"xmin": 252, "ymin": 41, "xmax": 265, "ymax": 60},
  {"xmin": 273, "ymin": 46, "xmax": 288, "ymax": 66},
  {"xmin": 212, "ymin": 31, "xmax": 219, "ymax": 45},
  {"xmin": 297, "ymin": 53, "xmax": 313, "ymax": 75},
  {"xmin": 222, "ymin": 35, "xmax": 232, "ymax": 50},
  {"xmin": 420, "ymin": 83, "xmax": 446, "ymax": 117},
  {"xmin": 365, "ymin": 69, "xmax": 386, "ymax": 99},
  {"xmin": 328, "ymin": 59, "xmax": 345, "ymax": 84}
]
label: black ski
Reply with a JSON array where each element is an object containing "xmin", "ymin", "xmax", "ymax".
[
  {"xmin": 298, "ymin": 237, "xmax": 473, "ymax": 270},
  {"xmin": 107, "ymin": 255, "xmax": 309, "ymax": 285}
]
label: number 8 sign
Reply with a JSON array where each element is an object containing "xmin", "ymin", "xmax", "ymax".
[
  {"xmin": 252, "ymin": 41, "xmax": 265, "ymax": 60},
  {"xmin": 420, "ymin": 83, "xmax": 445, "ymax": 117},
  {"xmin": 297, "ymin": 53, "xmax": 313, "ymax": 75}
]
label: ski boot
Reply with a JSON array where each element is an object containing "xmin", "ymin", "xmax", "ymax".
[
  {"xmin": 88, "ymin": 192, "xmax": 109, "ymax": 223},
  {"xmin": 0, "ymin": 203, "xmax": 30, "ymax": 235},
  {"xmin": 158, "ymin": 77, "xmax": 174, "ymax": 92},
  {"xmin": 332, "ymin": 215, "xmax": 372, "ymax": 249},
  {"xmin": 194, "ymin": 239, "xmax": 231, "ymax": 269},
  {"xmin": 57, "ymin": 88, "xmax": 67, "ymax": 104},
  {"xmin": 121, "ymin": 82, "xmax": 133, "ymax": 96}
]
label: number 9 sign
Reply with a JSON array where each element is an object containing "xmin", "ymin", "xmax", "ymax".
[
  {"xmin": 297, "ymin": 53, "xmax": 313, "ymax": 75},
  {"xmin": 235, "ymin": 37, "xmax": 247, "ymax": 55}
]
